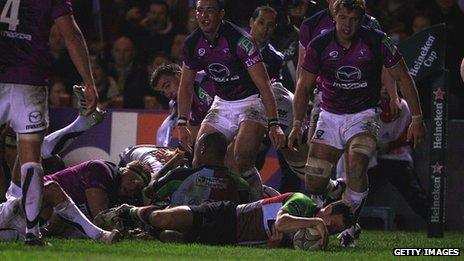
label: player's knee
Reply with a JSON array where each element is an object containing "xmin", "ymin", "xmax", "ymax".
[
  {"xmin": 285, "ymin": 160, "xmax": 306, "ymax": 181},
  {"xmin": 43, "ymin": 181, "xmax": 66, "ymax": 203},
  {"xmin": 305, "ymin": 157, "xmax": 333, "ymax": 194},
  {"xmin": 150, "ymin": 210, "xmax": 172, "ymax": 228},
  {"xmin": 348, "ymin": 135, "xmax": 376, "ymax": 158}
]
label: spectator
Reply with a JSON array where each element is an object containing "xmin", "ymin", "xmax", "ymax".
[
  {"xmin": 108, "ymin": 36, "xmax": 151, "ymax": 109},
  {"xmin": 141, "ymin": 0, "xmax": 185, "ymax": 56},
  {"xmin": 49, "ymin": 25, "xmax": 80, "ymax": 91},
  {"xmin": 49, "ymin": 79, "xmax": 71, "ymax": 108},
  {"xmin": 411, "ymin": 13, "xmax": 432, "ymax": 34},
  {"xmin": 170, "ymin": 32, "xmax": 188, "ymax": 65},
  {"xmin": 91, "ymin": 58, "xmax": 119, "ymax": 109}
]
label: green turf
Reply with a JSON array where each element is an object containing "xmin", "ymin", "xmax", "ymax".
[{"xmin": 0, "ymin": 231, "xmax": 462, "ymax": 260}]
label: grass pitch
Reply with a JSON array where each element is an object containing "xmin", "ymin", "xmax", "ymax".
[{"xmin": 0, "ymin": 231, "xmax": 462, "ymax": 260}]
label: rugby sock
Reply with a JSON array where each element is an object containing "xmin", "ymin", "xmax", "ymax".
[
  {"xmin": 41, "ymin": 115, "xmax": 92, "ymax": 159},
  {"xmin": 21, "ymin": 162, "xmax": 43, "ymax": 237},
  {"xmin": 241, "ymin": 167, "xmax": 263, "ymax": 201},
  {"xmin": 129, "ymin": 206, "xmax": 159, "ymax": 226},
  {"xmin": 54, "ymin": 198, "xmax": 104, "ymax": 240},
  {"xmin": 343, "ymin": 187, "xmax": 368, "ymax": 221}
]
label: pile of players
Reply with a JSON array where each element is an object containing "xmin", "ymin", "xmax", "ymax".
[{"xmin": 0, "ymin": 0, "xmax": 426, "ymax": 250}]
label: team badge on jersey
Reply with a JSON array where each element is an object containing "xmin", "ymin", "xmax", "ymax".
[
  {"xmin": 329, "ymin": 51, "xmax": 338, "ymax": 59},
  {"xmin": 198, "ymin": 48, "xmax": 205, "ymax": 56},
  {"xmin": 238, "ymin": 37, "xmax": 256, "ymax": 56}
]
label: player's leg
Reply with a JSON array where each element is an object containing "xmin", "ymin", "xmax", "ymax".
[
  {"xmin": 9, "ymin": 84, "xmax": 48, "ymax": 244},
  {"xmin": 41, "ymin": 86, "xmax": 105, "ymax": 159},
  {"xmin": 234, "ymin": 120, "xmax": 266, "ymax": 201},
  {"xmin": 41, "ymin": 181, "xmax": 120, "ymax": 242},
  {"xmin": 343, "ymin": 110, "xmax": 379, "ymax": 218},
  {"xmin": 339, "ymin": 110, "xmax": 379, "ymax": 247},
  {"xmin": 191, "ymin": 123, "xmax": 222, "ymax": 167}
]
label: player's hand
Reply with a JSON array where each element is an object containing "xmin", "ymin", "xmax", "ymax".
[
  {"xmin": 267, "ymin": 224, "xmax": 283, "ymax": 248},
  {"xmin": 314, "ymin": 219, "xmax": 329, "ymax": 250},
  {"xmin": 288, "ymin": 125, "xmax": 303, "ymax": 152},
  {"xmin": 84, "ymin": 84, "xmax": 99, "ymax": 116},
  {"xmin": 389, "ymin": 97, "xmax": 401, "ymax": 121},
  {"xmin": 407, "ymin": 118, "xmax": 426, "ymax": 148},
  {"xmin": 268, "ymin": 125, "xmax": 285, "ymax": 150},
  {"xmin": 176, "ymin": 126, "xmax": 193, "ymax": 153}
]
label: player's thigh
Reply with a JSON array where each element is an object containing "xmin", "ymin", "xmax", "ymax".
[
  {"xmin": 9, "ymin": 84, "xmax": 48, "ymax": 135},
  {"xmin": 0, "ymin": 84, "xmax": 11, "ymax": 125},
  {"xmin": 234, "ymin": 120, "xmax": 266, "ymax": 159}
]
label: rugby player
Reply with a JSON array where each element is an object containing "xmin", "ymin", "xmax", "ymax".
[
  {"xmin": 150, "ymin": 63, "xmax": 215, "ymax": 147},
  {"xmin": 0, "ymin": 0, "xmax": 98, "ymax": 245},
  {"xmin": 289, "ymin": 0, "xmax": 425, "ymax": 246},
  {"xmin": 107, "ymin": 192, "xmax": 352, "ymax": 248},
  {"xmin": 177, "ymin": 0, "xmax": 285, "ymax": 201},
  {"xmin": 146, "ymin": 132, "xmax": 251, "ymax": 206},
  {"xmin": 0, "ymin": 177, "xmax": 121, "ymax": 243}
]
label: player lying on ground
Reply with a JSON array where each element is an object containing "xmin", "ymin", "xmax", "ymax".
[
  {"xmin": 103, "ymin": 192, "xmax": 352, "ymax": 249},
  {"xmin": 5, "ymin": 160, "xmax": 150, "ymax": 238},
  {"xmin": 0, "ymin": 180, "xmax": 120, "ymax": 243}
]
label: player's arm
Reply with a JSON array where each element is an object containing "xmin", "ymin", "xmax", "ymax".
[
  {"xmin": 248, "ymin": 62, "xmax": 285, "ymax": 149},
  {"xmin": 296, "ymin": 44, "xmax": 306, "ymax": 80},
  {"xmin": 381, "ymin": 68, "xmax": 401, "ymax": 120},
  {"xmin": 274, "ymin": 210, "xmax": 328, "ymax": 248},
  {"xmin": 54, "ymin": 14, "xmax": 97, "ymax": 116},
  {"xmin": 460, "ymin": 57, "xmax": 464, "ymax": 83},
  {"xmin": 385, "ymin": 59, "xmax": 425, "ymax": 147},
  {"xmin": 288, "ymin": 69, "xmax": 317, "ymax": 149},
  {"xmin": 85, "ymin": 188, "xmax": 110, "ymax": 218},
  {"xmin": 176, "ymin": 65, "xmax": 197, "ymax": 148}
]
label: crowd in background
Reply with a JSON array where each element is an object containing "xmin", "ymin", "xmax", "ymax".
[{"xmin": 50, "ymin": 0, "xmax": 464, "ymax": 118}]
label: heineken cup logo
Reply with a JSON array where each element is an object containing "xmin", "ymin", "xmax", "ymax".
[
  {"xmin": 409, "ymin": 35, "xmax": 438, "ymax": 77},
  {"xmin": 432, "ymin": 88, "xmax": 445, "ymax": 149},
  {"xmin": 430, "ymin": 176, "xmax": 442, "ymax": 223}
]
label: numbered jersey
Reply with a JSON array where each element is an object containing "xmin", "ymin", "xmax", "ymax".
[{"xmin": 0, "ymin": 0, "xmax": 72, "ymax": 85}]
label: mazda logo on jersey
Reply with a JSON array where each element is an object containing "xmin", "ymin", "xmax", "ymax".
[
  {"xmin": 335, "ymin": 66, "xmax": 362, "ymax": 82},
  {"xmin": 208, "ymin": 63, "xmax": 230, "ymax": 78},
  {"xmin": 28, "ymin": 111, "xmax": 43, "ymax": 123}
]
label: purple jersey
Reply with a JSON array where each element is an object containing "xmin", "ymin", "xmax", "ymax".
[
  {"xmin": 0, "ymin": 0, "xmax": 72, "ymax": 85},
  {"xmin": 302, "ymin": 27, "xmax": 402, "ymax": 114},
  {"xmin": 190, "ymin": 71, "xmax": 215, "ymax": 126},
  {"xmin": 44, "ymin": 160, "xmax": 119, "ymax": 217},
  {"xmin": 261, "ymin": 43, "xmax": 284, "ymax": 82},
  {"xmin": 299, "ymin": 9, "xmax": 381, "ymax": 50},
  {"xmin": 183, "ymin": 20, "xmax": 263, "ymax": 101}
]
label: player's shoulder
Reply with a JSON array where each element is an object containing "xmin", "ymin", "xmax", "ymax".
[
  {"xmin": 301, "ymin": 9, "xmax": 329, "ymax": 30},
  {"xmin": 222, "ymin": 20, "xmax": 254, "ymax": 48},
  {"xmin": 308, "ymin": 27, "xmax": 334, "ymax": 51},
  {"xmin": 362, "ymin": 14, "xmax": 382, "ymax": 30},
  {"xmin": 185, "ymin": 27, "xmax": 203, "ymax": 46}
]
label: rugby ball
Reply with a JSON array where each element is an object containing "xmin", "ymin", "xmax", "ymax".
[{"xmin": 293, "ymin": 228, "xmax": 323, "ymax": 251}]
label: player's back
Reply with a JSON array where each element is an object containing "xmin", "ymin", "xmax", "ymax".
[
  {"xmin": 153, "ymin": 166, "xmax": 250, "ymax": 206},
  {"xmin": 0, "ymin": 0, "xmax": 72, "ymax": 85}
]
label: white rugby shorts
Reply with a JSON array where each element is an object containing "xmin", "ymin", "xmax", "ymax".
[
  {"xmin": 0, "ymin": 83, "xmax": 48, "ymax": 133},
  {"xmin": 312, "ymin": 108, "xmax": 380, "ymax": 150},
  {"xmin": 202, "ymin": 94, "xmax": 266, "ymax": 140}
]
